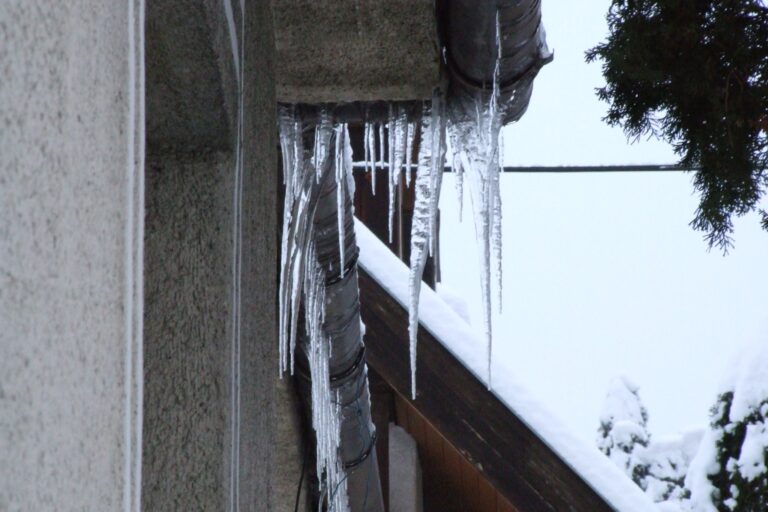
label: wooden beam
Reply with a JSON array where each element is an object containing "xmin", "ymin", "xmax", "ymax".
[{"xmin": 358, "ymin": 269, "xmax": 614, "ymax": 512}]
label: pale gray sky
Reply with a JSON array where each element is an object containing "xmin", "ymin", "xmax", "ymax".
[{"xmin": 439, "ymin": 0, "xmax": 768, "ymax": 446}]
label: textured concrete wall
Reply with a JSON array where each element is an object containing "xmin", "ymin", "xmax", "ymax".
[
  {"xmin": 273, "ymin": 0, "xmax": 441, "ymax": 103},
  {"xmin": 146, "ymin": 0, "xmax": 235, "ymax": 152},
  {"xmin": 143, "ymin": 0, "xmax": 305, "ymax": 510},
  {"xmin": 142, "ymin": 124, "xmax": 305, "ymax": 512},
  {"xmin": 239, "ymin": 1, "xmax": 307, "ymax": 509},
  {"xmin": 0, "ymin": 1, "xmax": 144, "ymax": 511},
  {"xmin": 142, "ymin": 150, "xmax": 234, "ymax": 509}
]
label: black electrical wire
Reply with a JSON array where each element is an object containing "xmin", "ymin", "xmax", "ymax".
[
  {"xmin": 294, "ymin": 445, "xmax": 308, "ymax": 512},
  {"xmin": 351, "ymin": 163, "xmax": 694, "ymax": 173}
]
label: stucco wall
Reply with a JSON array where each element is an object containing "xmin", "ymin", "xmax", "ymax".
[
  {"xmin": 142, "ymin": 150, "xmax": 234, "ymax": 510},
  {"xmin": 0, "ymin": 1, "xmax": 144, "ymax": 510},
  {"xmin": 142, "ymin": 1, "xmax": 305, "ymax": 510}
]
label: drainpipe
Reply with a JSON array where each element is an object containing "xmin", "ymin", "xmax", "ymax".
[{"xmin": 294, "ymin": 127, "xmax": 384, "ymax": 512}]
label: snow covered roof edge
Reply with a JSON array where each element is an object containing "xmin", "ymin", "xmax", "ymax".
[{"xmin": 354, "ymin": 218, "xmax": 656, "ymax": 512}]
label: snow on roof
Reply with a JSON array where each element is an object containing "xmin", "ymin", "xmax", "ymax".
[{"xmin": 355, "ymin": 218, "xmax": 657, "ymax": 512}]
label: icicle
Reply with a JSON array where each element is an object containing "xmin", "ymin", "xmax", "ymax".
[
  {"xmin": 429, "ymin": 95, "xmax": 446, "ymax": 259},
  {"xmin": 446, "ymin": 108, "xmax": 503, "ymax": 387},
  {"xmin": 494, "ymin": 129, "xmax": 504, "ymax": 306},
  {"xmin": 278, "ymin": 107, "xmax": 308, "ymax": 377},
  {"xmin": 363, "ymin": 123, "xmax": 371, "ymax": 174},
  {"xmin": 407, "ymin": 91, "xmax": 447, "ymax": 399},
  {"xmin": 430, "ymin": 9, "xmax": 505, "ymax": 388},
  {"xmin": 317, "ymin": 109, "xmax": 333, "ymax": 183},
  {"xmin": 392, "ymin": 109, "xmax": 407, "ymax": 247},
  {"xmin": 314, "ymin": 121, "xmax": 320, "ymax": 181},
  {"xmin": 343, "ymin": 125, "xmax": 355, "ymax": 209},
  {"xmin": 335, "ymin": 124, "xmax": 347, "ymax": 279},
  {"xmin": 490, "ymin": 8, "xmax": 504, "ymax": 348},
  {"xmin": 397, "ymin": 109, "xmax": 407, "ymax": 176},
  {"xmin": 387, "ymin": 105, "xmax": 396, "ymax": 243},
  {"xmin": 369, "ymin": 123, "xmax": 377, "ymax": 195},
  {"xmin": 378, "ymin": 123, "xmax": 385, "ymax": 171},
  {"xmin": 404, "ymin": 122, "xmax": 415, "ymax": 187},
  {"xmin": 386, "ymin": 106, "xmax": 408, "ymax": 244},
  {"xmin": 450, "ymin": 129, "xmax": 465, "ymax": 222},
  {"xmin": 407, "ymin": 108, "xmax": 432, "ymax": 399},
  {"xmin": 464, "ymin": 136, "xmax": 495, "ymax": 389}
]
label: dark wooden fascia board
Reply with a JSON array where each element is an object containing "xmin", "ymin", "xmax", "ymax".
[{"xmin": 358, "ymin": 269, "xmax": 615, "ymax": 512}]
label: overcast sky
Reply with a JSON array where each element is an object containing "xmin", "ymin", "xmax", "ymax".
[{"xmin": 439, "ymin": 0, "xmax": 768, "ymax": 446}]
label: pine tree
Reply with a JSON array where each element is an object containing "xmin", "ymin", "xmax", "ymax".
[
  {"xmin": 688, "ymin": 344, "xmax": 768, "ymax": 511},
  {"xmin": 586, "ymin": 0, "xmax": 768, "ymax": 250},
  {"xmin": 597, "ymin": 377, "xmax": 652, "ymax": 489},
  {"xmin": 692, "ymin": 392, "xmax": 768, "ymax": 511}
]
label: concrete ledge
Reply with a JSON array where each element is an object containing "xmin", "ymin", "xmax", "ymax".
[{"xmin": 273, "ymin": 0, "xmax": 441, "ymax": 103}]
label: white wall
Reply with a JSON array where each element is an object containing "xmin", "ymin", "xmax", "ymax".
[{"xmin": 0, "ymin": 1, "xmax": 144, "ymax": 510}]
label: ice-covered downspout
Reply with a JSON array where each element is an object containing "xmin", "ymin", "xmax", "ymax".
[{"xmin": 279, "ymin": 108, "xmax": 384, "ymax": 512}]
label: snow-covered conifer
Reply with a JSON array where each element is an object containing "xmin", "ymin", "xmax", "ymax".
[
  {"xmin": 597, "ymin": 376, "xmax": 651, "ymax": 489},
  {"xmin": 688, "ymin": 343, "xmax": 768, "ymax": 511}
]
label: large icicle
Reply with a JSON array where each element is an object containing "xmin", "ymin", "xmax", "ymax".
[
  {"xmin": 407, "ymin": 90, "xmax": 447, "ymax": 399},
  {"xmin": 447, "ymin": 87, "xmax": 504, "ymax": 387}
]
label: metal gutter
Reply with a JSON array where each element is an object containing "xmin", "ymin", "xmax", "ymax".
[{"xmin": 440, "ymin": 0, "xmax": 553, "ymax": 123}]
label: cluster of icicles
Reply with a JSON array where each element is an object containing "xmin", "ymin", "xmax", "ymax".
[
  {"xmin": 278, "ymin": 108, "xmax": 352, "ymax": 511},
  {"xmin": 278, "ymin": 85, "xmax": 505, "ymax": 509}
]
